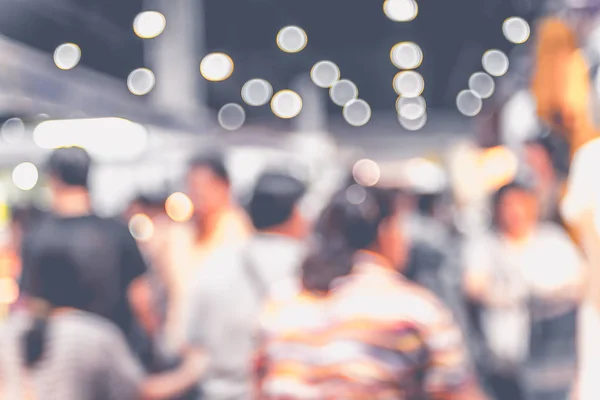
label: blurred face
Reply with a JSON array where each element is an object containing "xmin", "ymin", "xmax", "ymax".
[
  {"xmin": 497, "ymin": 189, "xmax": 538, "ymax": 238},
  {"xmin": 187, "ymin": 166, "xmax": 230, "ymax": 218},
  {"xmin": 377, "ymin": 211, "xmax": 408, "ymax": 270}
]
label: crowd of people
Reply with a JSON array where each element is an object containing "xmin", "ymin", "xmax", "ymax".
[{"xmin": 0, "ymin": 139, "xmax": 591, "ymax": 400}]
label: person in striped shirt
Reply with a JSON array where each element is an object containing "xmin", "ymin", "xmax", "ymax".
[{"xmin": 254, "ymin": 186, "xmax": 487, "ymax": 400}]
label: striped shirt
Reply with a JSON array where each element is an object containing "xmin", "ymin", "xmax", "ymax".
[
  {"xmin": 0, "ymin": 311, "xmax": 143, "ymax": 400},
  {"xmin": 255, "ymin": 256, "xmax": 482, "ymax": 400}
]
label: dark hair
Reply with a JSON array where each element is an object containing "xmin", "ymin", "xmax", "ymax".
[
  {"xmin": 134, "ymin": 192, "xmax": 167, "ymax": 210},
  {"xmin": 492, "ymin": 181, "xmax": 535, "ymax": 210},
  {"xmin": 492, "ymin": 181, "xmax": 536, "ymax": 228},
  {"xmin": 23, "ymin": 223, "xmax": 91, "ymax": 367},
  {"xmin": 302, "ymin": 186, "xmax": 398, "ymax": 293},
  {"xmin": 248, "ymin": 172, "xmax": 306, "ymax": 230},
  {"xmin": 188, "ymin": 151, "xmax": 230, "ymax": 184},
  {"xmin": 47, "ymin": 147, "xmax": 91, "ymax": 188}
]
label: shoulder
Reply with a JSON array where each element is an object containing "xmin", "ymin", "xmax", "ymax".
[{"xmin": 59, "ymin": 311, "xmax": 127, "ymax": 343}]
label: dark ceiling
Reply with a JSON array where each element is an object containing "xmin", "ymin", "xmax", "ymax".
[{"xmin": 0, "ymin": 0, "xmax": 538, "ymax": 116}]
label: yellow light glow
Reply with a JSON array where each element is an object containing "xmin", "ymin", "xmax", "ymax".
[
  {"xmin": 128, "ymin": 213, "xmax": 154, "ymax": 242},
  {"xmin": 0, "ymin": 278, "xmax": 19, "ymax": 305},
  {"xmin": 165, "ymin": 192, "xmax": 194, "ymax": 222},
  {"xmin": 276, "ymin": 26, "xmax": 308, "ymax": 53},
  {"xmin": 133, "ymin": 11, "xmax": 166, "ymax": 39},
  {"xmin": 270, "ymin": 90, "xmax": 303, "ymax": 119},
  {"xmin": 479, "ymin": 146, "xmax": 519, "ymax": 192},
  {"xmin": 54, "ymin": 43, "xmax": 81, "ymax": 70},
  {"xmin": 200, "ymin": 53, "xmax": 234, "ymax": 82},
  {"xmin": 390, "ymin": 42, "xmax": 423, "ymax": 70}
]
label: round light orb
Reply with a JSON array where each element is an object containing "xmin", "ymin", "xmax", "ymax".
[
  {"xmin": 128, "ymin": 213, "xmax": 154, "ymax": 241},
  {"xmin": 456, "ymin": 90, "xmax": 483, "ymax": 117},
  {"xmin": 241, "ymin": 79, "xmax": 273, "ymax": 107},
  {"xmin": 343, "ymin": 99, "xmax": 372, "ymax": 127},
  {"xmin": 346, "ymin": 184, "xmax": 368, "ymax": 205},
  {"xmin": 12, "ymin": 162, "xmax": 38, "ymax": 191},
  {"xmin": 383, "ymin": 0, "xmax": 418, "ymax": 22},
  {"xmin": 468, "ymin": 72, "xmax": 495, "ymax": 99},
  {"xmin": 503, "ymin": 17, "xmax": 530, "ymax": 44},
  {"xmin": 200, "ymin": 53, "xmax": 234, "ymax": 82},
  {"xmin": 390, "ymin": 42, "xmax": 423, "ymax": 70},
  {"xmin": 396, "ymin": 96, "xmax": 426, "ymax": 120},
  {"xmin": 353, "ymin": 159, "xmax": 381, "ymax": 187},
  {"xmin": 399, "ymin": 112, "xmax": 428, "ymax": 131},
  {"xmin": 393, "ymin": 71, "xmax": 425, "ymax": 98},
  {"xmin": 482, "ymin": 49, "xmax": 509, "ymax": 77},
  {"xmin": 2, "ymin": 118, "xmax": 25, "ymax": 144},
  {"xmin": 271, "ymin": 90, "xmax": 303, "ymax": 119},
  {"xmin": 276, "ymin": 26, "xmax": 308, "ymax": 53},
  {"xmin": 127, "ymin": 68, "xmax": 156, "ymax": 96},
  {"xmin": 165, "ymin": 192, "xmax": 194, "ymax": 222},
  {"xmin": 329, "ymin": 79, "xmax": 359, "ymax": 106},
  {"xmin": 310, "ymin": 61, "xmax": 340, "ymax": 88},
  {"xmin": 218, "ymin": 103, "xmax": 246, "ymax": 131},
  {"xmin": 54, "ymin": 43, "xmax": 81, "ymax": 70},
  {"xmin": 133, "ymin": 11, "xmax": 166, "ymax": 39}
]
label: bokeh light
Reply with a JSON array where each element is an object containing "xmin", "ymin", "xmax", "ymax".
[
  {"xmin": 468, "ymin": 72, "xmax": 495, "ymax": 99},
  {"xmin": 390, "ymin": 42, "xmax": 423, "ymax": 70},
  {"xmin": 310, "ymin": 61, "xmax": 340, "ymax": 88},
  {"xmin": 276, "ymin": 26, "xmax": 308, "ymax": 53},
  {"xmin": 383, "ymin": 0, "xmax": 418, "ymax": 22},
  {"xmin": 456, "ymin": 90, "xmax": 483, "ymax": 116},
  {"xmin": 399, "ymin": 112, "xmax": 428, "ymax": 131},
  {"xmin": 0, "ymin": 278, "xmax": 19, "ymax": 305},
  {"xmin": 128, "ymin": 213, "xmax": 154, "ymax": 241},
  {"xmin": 133, "ymin": 11, "xmax": 166, "ymax": 39},
  {"xmin": 165, "ymin": 192, "xmax": 194, "ymax": 222},
  {"xmin": 271, "ymin": 90, "xmax": 303, "ymax": 119},
  {"xmin": 503, "ymin": 17, "xmax": 530, "ymax": 44},
  {"xmin": 127, "ymin": 68, "xmax": 156, "ymax": 96},
  {"xmin": 353, "ymin": 159, "xmax": 381, "ymax": 187},
  {"xmin": 346, "ymin": 184, "xmax": 368, "ymax": 205},
  {"xmin": 200, "ymin": 53, "xmax": 234, "ymax": 82},
  {"xmin": 12, "ymin": 162, "xmax": 38, "ymax": 191},
  {"xmin": 2, "ymin": 118, "xmax": 25, "ymax": 144},
  {"xmin": 241, "ymin": 79, "xmax": 273, "ymax": 107},
  {"xmin": 393, "ymin": 71, "xmax": 425, "ymax": 98},
  {"xmin": 396, "ymin": 96, "xmax": 426, "ymax": 120},
  {"xmin": 343, "ymin": 99, "xmax": 372, "ymax": 127},
  {"xmin": 218, "ymin": 103, "xmax": 246, "ymax": 131},
  {"xmin": 54, "ymin": 43, "xmax": 81, "ymax": 70},
  {"xmin": 482, "ymin": 49, "xmax": 509, "ymax": 77},
  {"xmin": 329, "ymin": 79, "xmax": 359, "ymax": 106}
]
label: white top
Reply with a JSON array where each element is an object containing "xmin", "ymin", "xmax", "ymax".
[
  {"xmin": 562, "ymin": 138, "xmax": 600, "ymax": 400},
  {"xmin": 562, "ymin": 138, "xmax": 600, "ymax": 226},
  {"xmin": 464, "ymin": 224, "xmax": 583, "ymax": 367}
]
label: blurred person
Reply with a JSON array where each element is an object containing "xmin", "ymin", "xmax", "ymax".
[
  {"xmin": 163, "ymin": 151, "xmax": 252, "ymax": 351},
  {"xmin": 20, "ymin": 147, "xmax": 150, "ymax": 357},
  {"xmin": 255, "ymin": 187, "xmax": 486, "ymax": 400},
  {"xmin": 0, "ymin": 222, "xmax": 205, "ymax": 400},
  {"xmin": 184, "ymin": 171, "xmax": 308, "ymax": 400},
  {"xmin": 464, "ymin": 183, "xmax": 585, "ymax": 400}
]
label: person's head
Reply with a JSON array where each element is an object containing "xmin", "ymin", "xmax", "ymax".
[
  {"xmin": 23, "ymin": 223, "xmax": 93, "ymax": 366},
  {"xmin": 47, "ymin": 147, "xmax": 91, "ymax": 192},
  {"xmin": 126, "ymin": 193, "xmax": 167, "ymax": 220},
  {"xmin": 493, "ymin": 182, "xmax": 539, "ymax": 238},
  {"xmin": 187, "ymin": 151, "xmax": 231, "ymax": 219},
  {"xmin": 248, "ymin": 172, "xmax": 308, "ymax": 238},
  {"xmin": 302, "ymin": 186, "xmax": 407, "ymax": 293}
]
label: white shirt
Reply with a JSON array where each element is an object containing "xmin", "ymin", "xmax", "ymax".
[{"xmin": 562, "ymin": 138, "xmax": 600, "ymax": 400}]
